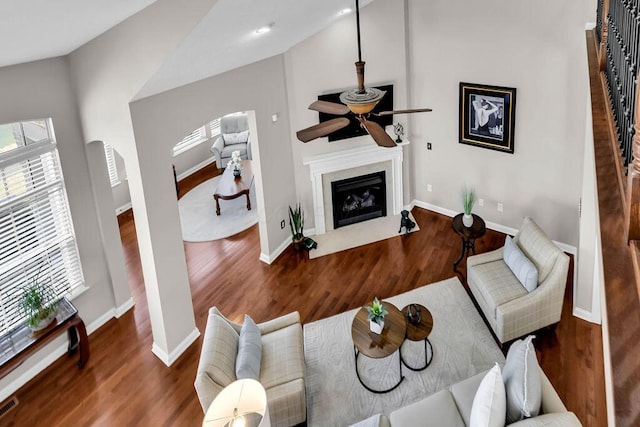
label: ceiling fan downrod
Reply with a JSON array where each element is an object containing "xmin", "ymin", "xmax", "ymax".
[{"xmin": 355, "ymin": 0, "xmax": 366, "ymax": 94}]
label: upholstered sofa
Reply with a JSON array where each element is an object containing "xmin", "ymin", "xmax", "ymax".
[
  {"xmin": 350, "ymin": 368, "xmax": 581, "ymax": 426},
  {"xmin": 211, "ymin": 114, "xmax": 252, "ymax": 168},
  {"xmin": 194, "ymin": 307, "xmax": 306, "ymax": 427},
  {"xmin": 466, "ymin": 217, "xmax": 570, "ymax": 343}
]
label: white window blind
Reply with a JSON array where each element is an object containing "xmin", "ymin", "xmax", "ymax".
[
  {"xmin": 0, "ymin": 120, "xmax": 84, "ymax": 334},
  {"xmin": 103, "ymin": 143, "xmax": 120, "ymax": 187},
  {"xmin": 209, "ymin": 118, "xmax": 221, "ymax": 137},
  {"xmin": 173, "ymin": 126, "xmax": 206, "ymax": 156}
]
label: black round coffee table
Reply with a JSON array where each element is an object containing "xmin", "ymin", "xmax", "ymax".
[
  {"xmin": 400, "ymin": 304, "xmax": 434, "ymax": 371},
  {"xmin": 451, "ymin": 213, "xmax": 486, "ymax": 273}
]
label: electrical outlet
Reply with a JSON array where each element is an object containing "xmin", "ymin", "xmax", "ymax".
[
  {"xmin": 479, "ymin": 198, "xmax": 484, "ymax": 207},
  {"xmin": 497, "ymin": 203, "xmax": 503, "ymax": 212},
  {"xmin": 427, "ymin": 142, "xmax": 432, "ymax": 150},
  {"xmin": 280, "ymin": 219, "xmax": 285, "ymax": 229},
  {"xmin": 427, "ymin": 184, "xmax": 433, "ymax": 192}
]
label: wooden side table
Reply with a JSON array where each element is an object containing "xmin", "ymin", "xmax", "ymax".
[
  {"xmin": 400, "ymin": 304, "xmax": 434, "ymax": 371},
  {"xmin": 351, "ymin": 302, "xmax": 406, "ymax": 393},
  {"xmin": 452, "ymin": 213, "xmax": 486, "ymax": 273}
]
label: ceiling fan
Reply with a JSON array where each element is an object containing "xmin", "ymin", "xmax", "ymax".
[{"xmin": 296, "ymin": 0, "xmax": 432, "ymax": 148}]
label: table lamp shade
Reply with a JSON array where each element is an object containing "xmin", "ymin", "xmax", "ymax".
[{"xmin": 203, "ymin": 379, "xmax": 270, "ymax": 427}]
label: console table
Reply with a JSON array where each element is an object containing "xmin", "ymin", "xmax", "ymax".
[{"xmin": 0, "ymin": 297, "xmax": 89, "ymax": 378}]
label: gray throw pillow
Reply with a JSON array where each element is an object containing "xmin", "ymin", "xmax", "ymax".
[
  {"xmin": 235, "ymin": 315, "xmax": 262, "ymax": 380},
  {"xmin": 502, "ymin": 336, "xmax": 542, "ymax": 423},
  {"xmin": 503, "ymin": 236, "xmax": 539, "ymax": 292}
]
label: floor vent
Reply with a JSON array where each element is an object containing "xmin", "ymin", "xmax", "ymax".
[{"xmin": 0, "ymin": 396, "xmax": 18, "ymax": 420}]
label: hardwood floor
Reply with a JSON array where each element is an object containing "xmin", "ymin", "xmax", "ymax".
[{"xmin": 3, "ymin": 164, "xmax": 606, "ymax": 426}]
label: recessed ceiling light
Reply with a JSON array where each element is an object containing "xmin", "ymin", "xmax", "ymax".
[
  {"xmin": 255, "ymin": 23, "xmax": 274, "ymax": 35},
  {"xmin": 339, "ymin": 8, "xmax": 352, "ymax": 15}
]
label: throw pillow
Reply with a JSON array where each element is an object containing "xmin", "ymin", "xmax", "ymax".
[
  {"xmin": 502, "ymin": 336, "xmax": 542, "ymax": 423},
  {"xmin": 235, "ymin": 315, "xmax": 262, "ymax": 380},
  {"xmin": 223, "ymin": 130, "xmax": 249, "ymax": 144},
  {"xmin": 470, "ymin": 363, "xmax": 507, "ymax": 427},
  {"xmin": 503, "ymin": 236, "xmax": 539, "ymax": 292}
]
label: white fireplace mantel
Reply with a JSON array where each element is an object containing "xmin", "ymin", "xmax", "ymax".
[{"xmin": 303, "ymin": 144, "xmax": 404, "ymax": 235}]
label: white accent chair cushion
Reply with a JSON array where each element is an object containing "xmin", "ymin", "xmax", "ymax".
[
  {"xmin": 503, "ymin": 236, "xmax": 539, "ymax": 292},
  {"xmin": 470, "ymin": 363, "xmax": 506, "ymax": 427}
]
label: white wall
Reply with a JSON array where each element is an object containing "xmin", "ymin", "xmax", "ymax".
[
  {"xmin": 0, "ymin": 57, "xmax": 120, "ymax": 398},
  {"xmin": 407, "ymin": 0, "xmax": 593, "ymax": 247},
  {"xmin": 285, "ymin": 0, "xmax": 410, "ymax": 226}
]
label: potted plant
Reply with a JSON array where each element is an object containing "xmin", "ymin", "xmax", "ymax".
[
  {"xmin": 21, "ymin": 270, "xmax": 59, "ymax": 332},
  {"xmin": 289, "ymin": 204, "xmax": 305, "ymax": 251},
  {"xmin": 365, "ymin": 297, "xmax": 388, "ymax": 334},
  {"xmin": 227, "ymin": 150, "xmax": 243, "ymax": 177},
  {"xmin": 462, "ymin": 186, "xmax": 476, "ymax": 227}
]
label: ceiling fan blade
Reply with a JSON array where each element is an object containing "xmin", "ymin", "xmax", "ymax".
[
  {"xmin": 357, "ymin": 117, "xmax": 397, "ymax": 148},
  {"xmin": 373, "ymin": 108, "xmax": 433, "ymax": 116},
  {"xmin": 309, "ymin": 100, "xmax": 351, "ymax": 116},
  {"xmin": 296, "ymin": 117, "xmax": 350, "ymax": 142}
]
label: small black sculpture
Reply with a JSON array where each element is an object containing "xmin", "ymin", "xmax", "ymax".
[
  {"xmin": 406, "ymin": 304, "xmax": 422, "ymax": 325},
  {"xmin": 303, "ymin": 237, "xmax": 318, "ymax": 251},
  {"xmin": 398, "ymin": 210, "xmax": 416, "ymax": 235}
]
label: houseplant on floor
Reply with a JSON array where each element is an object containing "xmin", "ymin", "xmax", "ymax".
[
  {"xmin": 365, "ymin": 297, "xmax": 388, "ymax": 334},
  {"xmin": 21, "ymin": 270, "xmax": 59, "ymax": 331},
  {"xmin": 289, "ymin": 204, "xmax": 305, "ymax": 251},
  {"xmin": 462, "ymin": 186, "xmax": 476, "ymax": 227}
]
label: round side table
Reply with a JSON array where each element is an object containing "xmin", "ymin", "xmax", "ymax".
[
  {"xmin": 451, "ymin": 213, "xmax": 486, "ymax": 273},
  {"xmin": 400, "ymin": 304, "xmax": 434, "ymax": 371}
]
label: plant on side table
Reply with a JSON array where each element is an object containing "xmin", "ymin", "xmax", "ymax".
[
  {"xmin": 462, "ymin": 186, "xmax": 476, "ymax": 228},
  {"xmin": 289, "ymin": 203, "xmax": 305, "ymax": 252},
  {"xmin": 21, "ymin": 269, "xmax": 59, "ymax": 332},
  {"xmin": 365, "ymin": 297, "xmax": 388, "ymax": 334}
]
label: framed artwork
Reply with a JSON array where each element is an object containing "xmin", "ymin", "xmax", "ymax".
[{"xmin": 459, "ymin": 82, "xmax": 517, "ymax": 154}]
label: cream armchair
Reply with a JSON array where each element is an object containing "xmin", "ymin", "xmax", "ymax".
[
  {"xmin": 466, "ymin": 217, "xmax": 570, "ymax": 344},
  {"xmin": 194, "ymin": 307, "xmax": 306, "ymax": 427},
  {"xmin": 211, "ymin": 114, "xmax": 251, "ymax": 169}
]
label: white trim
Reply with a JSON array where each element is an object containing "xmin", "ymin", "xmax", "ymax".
[
  {"xmin": 304, "ymin": 144, "xmax": 404, "ymax": 235},
  {"xmin": 260, "ymin": 236, "xmax": 293, "ymax": 265},
  {"xmin": 0, "ymin": 306, "xmax": 119, "ymax": 403},
  {"xmin": 116, "ymin": 202, "xmax": 132, "ymax": 215},
  {"xmin": 115, "ymin": 298, "xmax": 135, "ymax": 318},
  {"xmin": 585, "ymin": 22, "xmax": 596, "ymax": 30},
  {"xmin": 151, "ymin": 328, "xmax": 200, "ymax": 367},
  {"xmin": 411, "ymin": 200, "xmax": 577, "ymax": 254},
  {"xmin": 176, "ymin": 157, "xmax": 216, "ymax": 181},
  {"xmin": 172, "ymin": 136, "xmax": 208, "ymax": 157},
  {"xmin": 572, "ymin": 307, "xmax": 600, "ymax": 323}
]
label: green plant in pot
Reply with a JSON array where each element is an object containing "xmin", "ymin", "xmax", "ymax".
[
  {"xmin": 462, "ymin": 186, "xmax": 476, "ymax": 228},
  {"xmin": 21, "ymin": 270, "xmax": 59, "ymax": 331},
  {"xmin": 365, "ymin": 297, "xmax": 388, "ymax": 335},
  {"xmin": 289, "ymin": 204, "xmax": 305, "ymax": 251}
]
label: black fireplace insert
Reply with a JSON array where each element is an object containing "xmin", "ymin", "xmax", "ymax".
[{"xmin": 331, "ymin": 171, "xmax": 387, "ymax": 229}]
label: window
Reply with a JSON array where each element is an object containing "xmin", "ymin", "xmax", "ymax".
[
  {"xmin": 103, "ymin": 143, "xmax": 120, "ymax": 187},
  {"xmin": 172, "ymin": 118, "xmax": 222, "ymax": 156},
  {"xmin": 0, "ymin": 119, "xmax": 84, "ymax": 334}
]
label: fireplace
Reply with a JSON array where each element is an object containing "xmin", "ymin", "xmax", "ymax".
[{"xmin": 331, "ymin": 171, "xmax": 387, "ymax": 229}]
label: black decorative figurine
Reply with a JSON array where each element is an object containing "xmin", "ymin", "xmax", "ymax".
[
  {"xmin": 406, "ymin": 304, "xmax": 422, "ymax": 325},
  {"xmin": 398, "ymin": 210, "xmax": 416, "ymax": 235}
]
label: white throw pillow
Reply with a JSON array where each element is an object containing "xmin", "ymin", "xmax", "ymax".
[
  {"xmin": 502, "ymin": 336, "xmax": 542, "ymax": 423},
  {"xmin": 223, "ymin": 130, "xmax": 249, "ymax": 144},
  {"xmin": 470, "ymin": 363, "xmax": 506, "ymax": 427},
  {"xmin": 235, "ymin": 315, "xmax": 262, "ymax": 380},
  {"xmin": 503, "ymin": 236, "xmax": 539, "ymax": 292}
]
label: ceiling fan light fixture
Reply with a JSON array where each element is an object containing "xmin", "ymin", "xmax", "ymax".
[{"xmin": 340, "ymin": 87, "xmax": 385, "ymax": 115}]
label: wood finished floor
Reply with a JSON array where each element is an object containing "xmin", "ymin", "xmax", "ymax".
[{"xmin": 3, "ymin": 164, "xmax": 606, "ymax": 426}]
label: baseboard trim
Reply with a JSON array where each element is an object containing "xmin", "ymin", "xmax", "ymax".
[
  {"xmin": 115, "ymin": 298, "xmax": 135, "ymax": 318},
  {"xmin": 573, "ymin": 307, "xmax": 600, "ymax": 324},
  {"xmin": 151, "ymin": 327, "xmax": 200, "ymax": 367},
  {"xmin": 411, "ymin": 200, "xmax": 577, "ymax": 255},
  {"xmin": 0, "ymin": 306, "xmax": 120, "ymax": 403},
  {"xmin": 116, "ymin": 202, "xmax": 132, "ymax": 215},
  {"xmin": 260, "ymin": 236, "xmax": 291, "ymax": 265},
  {"xmin": 176, "ymin": 158, "xmax": 216, "ymax": 182}
]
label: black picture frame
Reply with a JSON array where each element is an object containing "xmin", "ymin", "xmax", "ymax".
[{"xmin": 459, "ymin": 82, "xmax": 516, "ymax": 154}]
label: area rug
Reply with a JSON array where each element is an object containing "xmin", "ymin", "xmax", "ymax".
[
  {"xmin": 303, "ymin": 277, "xmax": 504, "ymax": 426},
  {"xmin": 308, "ymin": 211, "xmax": 420, "ymax": 259},
  {"xmin": 178, "ymin": 176, "xmax": 257, "ymax": 242}
]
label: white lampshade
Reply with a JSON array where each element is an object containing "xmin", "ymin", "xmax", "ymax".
[{"xmin": 203, "ymin": 379, "xmax": 270, "ymax": 427}]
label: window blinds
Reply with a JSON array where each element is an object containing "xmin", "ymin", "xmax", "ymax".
[
  {"xmin": 0, "ymin": 138, "xmax": 83, "ymax": 334},
  {"xmin": 103, "ymin": 143, "xmax": 120, "ymax": 186}
]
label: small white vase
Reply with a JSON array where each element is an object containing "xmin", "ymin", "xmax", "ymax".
[
  {"xmin": 462, "ymin": 213, "xmax": 474, "ymax": 228},
  {"xmin": 370, "ymin": 319, "xmax": 384, "ymax": 334}
]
